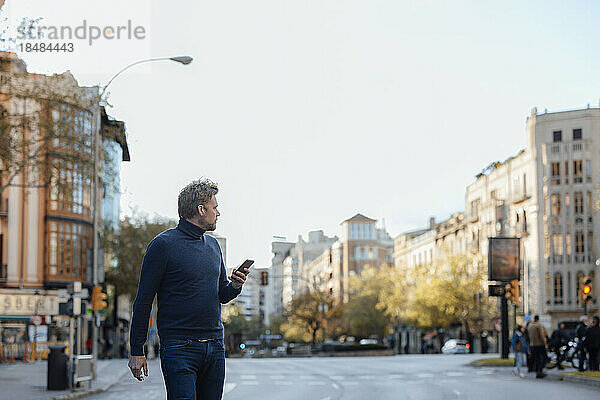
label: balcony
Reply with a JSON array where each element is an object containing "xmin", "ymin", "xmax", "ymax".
[
  {"xmin": 467, "ymin": 211, "xmax": 479, "ymax": 223},
  {"xmin": 511, "ymin": 192, "xmax": 530, "ymax": 204}
]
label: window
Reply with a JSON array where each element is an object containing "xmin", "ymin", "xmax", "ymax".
[
  {"xmin": 575, "ymin": 232, "xmax": 585, "ymax": 254},
  {"xmin": 490, "ymin": 190, "xmax": 497, "ymax": 200},
  {"xmin": 566, "ymin": 233, "xmax": 572, "ymax": 262},
  {"xmin": 573, "ymin": 160, "xmax": 583, "ymax": 183},
  {"xmin": 551, "ymin": 194, "xmax": 561, "ymax": 216},
  {"xmin": 551, "ymin": 162, "xmax": 560, "ymax": 185},
  {"xmin": 574, "ymin": 192, "xmax": 584, "ymax": 214},
  {"xmin": 554, "ymin": 273, "xmax": 563, "ymax": 304},
  {"xmin": 544, "ymin": 234, "xmax": 550, "ymax": 259},
  {"xmin": 553, "ymin": 234, "xmax": 563, "ymax": 255},
  {"xmin": 48, "ymin": 158, "xmax": 93, "ymax": 217},
  {"xmin": 588, "ymin": 231, "xmax": 594, "ymax": 260},
  {"xmin": 573, "ymin": 128, "xmax": 582, "ymax": 140},
  {"xmin": 564, "ymin": 161, "xmax": 569, "ymax": 184},
  {"xmin": 586, "ymin": 160, "xmax": 592, "ymax": 182},
  {"xmin": 588, "ymin": 191, "xmax": 593, "ymax": 215},
  {"xmin": 552, "ymin": 233, "xmax": 563, "ymax": 264},
  {"xmin": 46, "ymin": 220, "xmax": 92, "ymax": 280},
  {"xmin": 545, "ymin": 272, "xmax": 551, "ymax": 304},
  {"xmin": 553, "ymin": 130, "xmax": 562, "ymax": 142}
]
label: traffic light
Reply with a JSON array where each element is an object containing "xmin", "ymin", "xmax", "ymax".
[
  {"xmin": 260, "ymin": 271, "xmax": 268, "ymax": 286},
  {"xmin": 505, "ymin": 280, "xmax": 520, "ymax": 306},
  {"xmin": 91, "ymin": 286, "xmax": 107, "ymax": 311},
  {"xmin": 580, "ymin": 276, "xmax": 593, "ymax": 304}
]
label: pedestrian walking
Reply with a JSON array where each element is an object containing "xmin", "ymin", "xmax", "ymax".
[
  {"xmin": 511, "ymin": 325, "xmax": 529, "ymax": 378},
  {"xmin": 585, "ymin": 316, "xmax": 600, "ymax": 371},
  {"xmin": 549, "ymin": 322, "xmax": 568, "ymax": 369},
  {"xmin": 528, "ymin": 315, "xmax": 548, "ymax": 378},
  {"xmin": 576, "ymin": 316, "xmax": 588, "ymax": 372},
  {"xmin": 128, "ymin": 179, "xmax": 250, "ymax": 400}
]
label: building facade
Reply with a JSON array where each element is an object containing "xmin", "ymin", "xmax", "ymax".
[
  {"xmin": 0, "ymin": 52, "xmax": 129, "ymax": 344},
  {"xmin": 528, "ymin": 107, "xmax": 599, "ymax": 323},
  {"xmin": 465, "ymin": 106, "xmax": 600, "ymax": 325}
]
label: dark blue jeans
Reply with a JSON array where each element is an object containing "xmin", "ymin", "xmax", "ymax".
[{"xmin": 160, "ymin": 338, "xmax": 226, "ymax": 400}]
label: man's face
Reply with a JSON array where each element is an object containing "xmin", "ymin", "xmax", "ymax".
[{"xmin": 198, "ymin": 195, "xmax": 220, "ymax": 231}]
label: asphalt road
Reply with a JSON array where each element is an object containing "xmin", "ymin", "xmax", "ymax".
[{"xmin": 88, "ymin": 354, "xmax": 599, "ymax": 400}]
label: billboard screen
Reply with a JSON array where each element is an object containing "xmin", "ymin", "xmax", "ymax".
[{"xmin": 488, "ymin": 237, "xmax": 520, "ymax": 282}]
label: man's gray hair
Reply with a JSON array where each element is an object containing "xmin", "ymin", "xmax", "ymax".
[{"xmin": 178, "ymin": 178, "xmax": 219, "ymax": 220}]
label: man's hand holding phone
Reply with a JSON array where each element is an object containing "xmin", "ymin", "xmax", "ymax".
[{"xmin": 231, "ymin": 259, "xmax": 253, "ymax": 289}]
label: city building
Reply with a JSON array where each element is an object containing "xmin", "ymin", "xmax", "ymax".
[
  {"xmin": 529, "ymin": 106, "xmax": 599, "ymax": 323},
  {"xmin": 393, "ymin": 214, "xmax": 466, "ymax": 269},
  {"xmin": 339, "ymin": 214, "xmax": 393, "ymax": 302},
  {"xmin": 0, "ymin": 52, "xmax": 129, "ymax": 344},
  {"xmin": 466, "ymin": 106, "xmax": 600, "ymax": 325}
]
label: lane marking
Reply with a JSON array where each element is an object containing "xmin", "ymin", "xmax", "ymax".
[
  {"xmin": 453, "ymin": 389, "xmax": 461, "ymax": 396},
  {"xmin": 332, "ymin": 383, "xmax": 340, "ymax": 390},
  {"xmin": 330, "ymin": 375, "xmax": 345, "ymax": 380},
  {"xmin": 446, "ymin": 372, "xmax": 464, "ymax": 377},
  {"xmin": 274, "ymin": 381, "xmax": 292, "ymax": 385},
  {"xmin": 476, "ymin": 370, "xmax": 494, "ymax": 375},
  {"xmin": 320, "ymin": 397, "xmax": 332, "ymax": 400},
  {"xmin": 241, "ymin": 381, "xmax": 258, "ymax": 385},
  {"xmin": 417, "ymin": 373, "xmax": 434, "ymax": 378},
  {"xmin": 223, "ymin": 383, "xmax": 237, "ymax": 394},
  {"xmin": 241, "ymin": 375, "xmax": 257, "ymax": 379}
]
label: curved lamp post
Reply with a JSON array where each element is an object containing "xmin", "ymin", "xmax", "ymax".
[{"xmin": 100, "ymin": 56, "xmax": 193, "ymax": 100}]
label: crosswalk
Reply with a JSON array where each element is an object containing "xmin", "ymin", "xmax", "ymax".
[{"xmin": 225, "ymin": 368, "xmax": 505, "ymax": 390}]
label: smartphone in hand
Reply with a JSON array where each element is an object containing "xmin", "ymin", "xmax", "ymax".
[{"xmin": 236, "ymin": 259, "xmax": 254, "ymax": 274}]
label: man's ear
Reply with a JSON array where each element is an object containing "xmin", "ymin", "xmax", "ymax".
[{"xmin": 198, "ymin": 204, "xmax": 205, "ymax": 216}]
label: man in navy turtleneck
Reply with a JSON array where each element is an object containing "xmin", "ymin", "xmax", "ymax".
[{"xmin": 128, "ymin": 179, "xmax": 249, "ymax": 400}]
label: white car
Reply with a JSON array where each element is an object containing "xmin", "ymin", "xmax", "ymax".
[
  {"xmin": 359, "ymin": 338, "xmax": 378, "ymax": 345},
  {"xmin": 441, "ymin": 339, "xmax": 469, "ymax": 354}
]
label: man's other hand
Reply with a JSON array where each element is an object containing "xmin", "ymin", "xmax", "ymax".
[
  {"xmin": 128, "ymin": 355, "xmax": 148, "ymax": 381},
  {"xmin": 231, "ymin": 267, "xmax": 249, "ymax": 289}
]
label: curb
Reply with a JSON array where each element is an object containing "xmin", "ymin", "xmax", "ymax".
[
  {"xmin": 50, "ymin": 368, "xmax": 129, "ymax": 400},
  {"xmin": 561, "ymin": 374, "xmax": 600, "ymax": 388},
  {"xmin": 470, "ymin": 361, "xmax": 513, "ymax": 367}
]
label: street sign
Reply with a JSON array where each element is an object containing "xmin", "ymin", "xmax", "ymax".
[
  {"xmin": 488, "ymin": 284, "xmax": 506, "ymax": 297},
  {"xmin": 494, "ymin": 318, "xmax": 502, "ymax": 333}
]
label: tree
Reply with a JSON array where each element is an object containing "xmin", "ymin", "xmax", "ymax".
[
  {"xmin": 398, "ymin": 254, "xmax": 493, "ymax": 332},
  {"xmin": 346, "ymin": 265, "xmax": 393, "ymax": 339},
  {"xmin": 104, "ymin": 212, "xmax": 176, "ymax": 301}
]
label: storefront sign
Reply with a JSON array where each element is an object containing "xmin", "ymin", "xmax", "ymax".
[{"xmin": 0, "ymin": 294, "xmax": 59, "ymax": 315}]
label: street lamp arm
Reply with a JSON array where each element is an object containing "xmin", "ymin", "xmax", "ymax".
[{"xmin": 100, "ymin": 56, "xmax": 193, "ymax": 99}]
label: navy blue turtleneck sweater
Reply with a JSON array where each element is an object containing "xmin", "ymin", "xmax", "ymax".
[{"xmin": 129, "ymin": 219, "xmax": 242, "ymax": 356}]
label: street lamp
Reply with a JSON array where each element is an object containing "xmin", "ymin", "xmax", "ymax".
[
  {"xmin": 91, "ymin": 54, "xmax": 192, "ymax": 379},
  {"xmin": 99, "ymin": 56, "xmax": 193, "ymax": 100}
]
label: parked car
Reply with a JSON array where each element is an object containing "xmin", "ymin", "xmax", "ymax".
[
  {"xmin": 359, "ymin": 338, "xmax": 378, "ymax": 345},
  {"xmin": 441, "ymin": 339, "xmax": 469, "ymax": 354}
]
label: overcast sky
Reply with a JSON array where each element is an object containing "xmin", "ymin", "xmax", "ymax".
[{"xmin": 4, "ymin": 1, "xmax": 600, "ymax": 268}]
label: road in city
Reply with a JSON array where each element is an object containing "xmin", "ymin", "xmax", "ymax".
[{"xmin": 88, "ymin": 354, "xmax": 598, "ymax": 400}]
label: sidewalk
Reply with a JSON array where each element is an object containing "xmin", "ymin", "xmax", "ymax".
[
  {"xmin": 470, "ymin": 355, "xmax": 600, "ymax": 387},
  {"xmin": 0, "ymin": 358, "xmax": 129, "ymax": 400}
]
